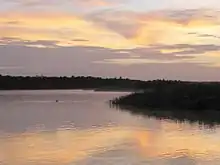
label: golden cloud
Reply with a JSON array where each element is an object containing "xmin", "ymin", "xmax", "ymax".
[
  {"xmin": 1, "ymin": 9, "xmax": 220, "ymax": 68},
  {"xmin": 0, "ymin": 12, "xmax": 132, "ymax": 49},
  {"xmin": 160, "ymin": 48, "xmax": 193, "ymax": 54},
  {"xmin": 1, "ymin": 9, "xmax": 220, "ymax": 49},
  {"xmin": 131, "ymin": 10, "xmax": 220, "ymax": 46},
  {"xmin": 89, "ymin": 9, "xmax": 220, "ymax": 46},
  {"xmin": 189, "ymin": 51, "xmax": 220, "ymax": 67}
]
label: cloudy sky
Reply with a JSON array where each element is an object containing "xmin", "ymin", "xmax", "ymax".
[{"xmin": 1, "ymin": 0, "xmax": 220, "ymax": 80}]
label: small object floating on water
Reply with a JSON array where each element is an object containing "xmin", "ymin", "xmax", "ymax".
[{"xmin": 56, "ymin": 100, "xmax": 59, "ymax": 102}]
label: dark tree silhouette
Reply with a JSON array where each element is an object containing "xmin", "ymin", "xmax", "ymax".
[
  {"xmin": 0, "ymin": 75, "xmax": 144, "ymax": 90},
  {"xmin": 112, "ymin": 81, "xmax": 220, "ymax": 111}
]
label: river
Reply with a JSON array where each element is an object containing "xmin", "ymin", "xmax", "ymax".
[{"xmin": 0, "ymin": 90, "xmax": 220, "ymax": 165}]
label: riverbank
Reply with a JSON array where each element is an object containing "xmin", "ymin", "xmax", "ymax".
[{"xmin": 111, "ymin": 82, "xmax": 220, "ymax": 111}]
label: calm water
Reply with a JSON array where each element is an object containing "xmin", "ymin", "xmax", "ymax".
[{"xmin": 1, "ymin": 90, "xmax": 220, "ymax": 165}]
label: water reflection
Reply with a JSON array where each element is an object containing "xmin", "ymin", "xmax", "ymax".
[
  {"xmin": 0, "ymin": 127, "xmax": 133, "ymax": 165},
  {"xmin": 114, "ymin": 104, "xmax": 220, "ymax": 127},
  {"xmin": 1, "ymin": 122, "xmax": 220, "ymax": 165},
  {"xmin": 1, "ymin": 90, "xmax": 220, "ymax": 165}
]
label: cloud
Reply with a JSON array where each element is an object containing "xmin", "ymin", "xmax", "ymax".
[
  {"xmin": 72, "ymin": 0, "xmax": 116, "ymax": 7},
  {"xmin": 1, "ymin": 9, "xmax": 220, "ymax": 49},
  {"xmin": 88, "ymin": 9, "xmax": 220, "ymax": 46},
  {"xmin": 93, "ymin": 44, "xmax": 220, "ymax": 68},
  {"xmin": 4, "ymin": 21, "xmax": 20, "ymax": 25},
  {"xmin": 189, "ymin": 32, "xmax": 220, "ymax": 40},
  {"xmin": 160, "ymin": 0, "xmax": 220, "ymax": 9},
  {"xmin": 198, "ymin": 34, "xmax": 220, "ymax": 39},
  {"xmin": 94, "ymin": 58, "xmax": 183, "ymax": 65},
  {"xmin": 0, "ymin": 12, "xmax": 132, "ymax": 49},
  {"xmin": 72, "ymin": 39, "xmax": 89, "ymax": 42},
  {"xmin": 3, "ymin": 0, "xmax": 220, "ymax": 11},
  {"xmin": 6, "ymin": 0, "xmax": 123, "ymax": 8},
  {"xmin": 0, "ymin": 66, "xmax": 23, "ymax": 70},
  {"xmin": 1, "ymin": 44, "xmax": 220, "ymax": 81},
  {"xmin": 0, "ymin": 2, "xmax": 220, "ymax": 80},
  {"xmin": 0, "ymin": 37, "xmax": 59, "ymax": 48},
  {"xmin": 151, "ymin": 44, "xmax": 220, "ymax": 55},
  {"xmin": 1, "ymin": 9, "xmax": 220, "ymax": 74},
  {"xmin": 87, "ymin": 10, "xmax": 139, "ymax": 39}
]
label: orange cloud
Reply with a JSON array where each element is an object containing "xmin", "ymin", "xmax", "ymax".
[
  {"xmin": 0, "ymin": 12, "xmax": 132, "ymax": 49},
  {"xmin": 88, "ymin": 9, "xmax": 220, "ymax": 46},
  {"xmin": 160, "ymin": 48, "xmax": 193, "ymax": 54},
  {"xmin": 132, "ymin": 11, "xmax": 220, "ymax": 46},
  {"xmin": 2, "ymin": 10, "xmax": 220, "ymax": 68},
  {"xmin": 1, "ymin": 9, "xmax": 220, "ymax": 52},
  {"xmin": 189, "ymin": 51, "xmax": 220, "ymax": 67}
]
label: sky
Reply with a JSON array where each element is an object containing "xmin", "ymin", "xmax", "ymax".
[{"xmin": 1, "ymin": 1, "xmax": 220, "ymax": 80}]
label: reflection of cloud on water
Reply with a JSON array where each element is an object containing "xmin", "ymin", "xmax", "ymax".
[
  {"xmin": 168, "ymin": 154, "xmax": 197, "ymax": 165},
  {"xmin": 0, "ymin": 127, "xmax": 134, "ymax": 165},
  {"xmin": 135, "ymin": 122, "xmax": 220, "ymax": 164},
  {"xmin": 1, "ymin": 122, "xmax": 220, "ymax": 165}
]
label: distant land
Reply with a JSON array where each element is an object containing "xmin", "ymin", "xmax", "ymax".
[
  {"xmin": 112, "ymin": 80, "xmax": 220, "ymax": 110},
  {"xmin": 1, "ymin": 75, "xmax": 220, "ymax": 92},
  {"xmin": 0, "ymin": 75, "xmax": 145, "ymax": 90},
  {"xmin": 110, "ymin": 80, "xmax": 220, "ymax": 125},
  {"xmin": 111, "ymin": 80, "xmax": 220, "ymax": 123}
]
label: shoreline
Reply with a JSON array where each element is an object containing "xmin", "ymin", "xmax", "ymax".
[{"xmin": 0, "ymin": 89, "xmax": 132, "ymax": 93}]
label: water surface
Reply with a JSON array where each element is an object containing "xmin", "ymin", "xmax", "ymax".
[{"xmin": 0, "ymin": 90, "xmax": 220, "ymax": 165}]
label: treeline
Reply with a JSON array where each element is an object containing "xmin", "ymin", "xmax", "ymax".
[
  {"xmin": 112, "ymin": 81, "xmax": 220, "ymax": 111},
  {"xmin": 1, "ymin": 74, "xmax": 220, "ymax": 93},
  {"xmin": 0, "ymin": 75, "xmax": 145, "ymax": 90}
]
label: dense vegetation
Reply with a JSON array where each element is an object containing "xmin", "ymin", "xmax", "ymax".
[
  {"xmin": 0, "ymin": 75, "xmax": 145, "ymax": 90},
  {"xmin": 112, "ymin": 81, "xmax": 220, "ymax": 110},
  {"xmin": 111, "ymin": 81, "xmax": 220, "ymax": 125}
]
